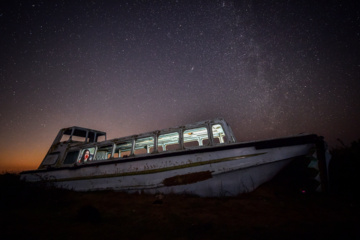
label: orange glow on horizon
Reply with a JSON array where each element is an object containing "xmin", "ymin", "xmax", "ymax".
[
  {"xmin": 0, "ymin": 147, "xmax": 45, "ymax": 173},
  {"xmin": 0, "ymin": 164, "xmax": 38, "ymax": 174}
]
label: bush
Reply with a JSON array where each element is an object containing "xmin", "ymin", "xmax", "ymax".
[{"xmin": 329, "ymin": 139, "xmax": 360, "ymax": 197}]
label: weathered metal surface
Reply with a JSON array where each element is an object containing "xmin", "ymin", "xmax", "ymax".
[{"xmin": 163, "ymin": 171, "xmax": 213, "ymax": 186}]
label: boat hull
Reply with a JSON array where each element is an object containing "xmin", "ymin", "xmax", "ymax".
[{"xmin": 21, "ymin": 139, "xmax": 321, "ymax": 196}]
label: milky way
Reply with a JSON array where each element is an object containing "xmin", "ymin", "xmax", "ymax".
[{"xmin": 0, "ymin": 1, "xmax": 359, "ymax": 171}]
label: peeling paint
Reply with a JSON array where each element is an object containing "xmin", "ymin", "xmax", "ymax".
[{"xmin": 163, "ymin": 171, "xmax": 212, "ymax": 186}]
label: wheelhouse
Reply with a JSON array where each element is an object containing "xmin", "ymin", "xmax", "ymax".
[{"xmin": 39, "ymin": 126, "xmax": 106, "ymax": 169}]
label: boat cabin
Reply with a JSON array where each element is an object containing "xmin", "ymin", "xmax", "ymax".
[{"xmin": 38, "ymin": 118, "xmax": 236, "ymax": 169}]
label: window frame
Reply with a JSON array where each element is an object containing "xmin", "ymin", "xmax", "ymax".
[
  {"xmin": 114, "ymin": 138, "xmax": 134, "ymax": 158},
  {"xmin": 93, "ymin": 143, "xmax": 115, "ymax": 161},
  {"xmin": 63, "ymin": 150, "xmax": 80, "ymax": 165},
  {"xmin": 182, "ymin": 126, "xmax": 210, "ymax": 149},
  {"xmin": 211, "ymin": 123, "xmax": 227, "ymax": 145},
  {"xmin": 157, "ymin": 131, "xmax": 181, "ymax": 152},
  {"xmin": 134, "ymin": 135, "xmax": 155, "ymax": 156}
]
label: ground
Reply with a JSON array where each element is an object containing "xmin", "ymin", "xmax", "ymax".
[{"xmin": 0, "ymin": 171, "xmax": 359, "ymax": 240}]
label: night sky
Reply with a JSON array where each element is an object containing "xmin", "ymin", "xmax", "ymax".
[{"xmin": 0, "ymin": 1, "xmax": 359, "ymax": 172}]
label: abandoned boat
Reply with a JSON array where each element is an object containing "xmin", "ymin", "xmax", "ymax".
[{"xmin": 20, "ymin": 118, "xmax": 330, "ymax": 196}]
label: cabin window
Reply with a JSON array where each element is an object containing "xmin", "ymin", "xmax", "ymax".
[
  {"xmin": 212, "ymin": 124, "xmax": 227, "ymax": 144},
  {"xmin": 60, "ymin": 134, "xmax": 71, "ymax": 142},
  {"xmin": 60, "ymin": 132, "xmax": 87, "ymax": 142},
  {"xmin": 87, "ymin": 132, "xmax": 95, "ymax": 142},
  {"xmin": 94, "ymin": 144, "xmax": 113, "ymax": 160},
  {"xmin": 72, "ymin": 135, "xmax": 87, "ymax": 142},
  {"xmin": 158, "ymin": 132, "xmax": 180, "ymax": 152},
  {"xmin": 42, "ymin": 153, "xmax": 59, "ymax": 166},
  {"xmin": 63, "ymin": 151, "xmax": 80, "ymax": 164},
  {"xmin": 72, "ymin": 129, "xmax": 88, "ymax": 142},
  {"xmin": 78, "ymin": 147, "xmax": 96, "ymax": 163},
  {"xmin": 183, "ymin": 127, "xmax": 209, "ymax": 148},
  {"xmin": 115, "ymin": 141, "xmax": 133, "ymax": 158},
  {"xmin": 97, "ymin": 135, "xmax": 106, "ymax": 142},
  {"xmin": 134, "ymin": 137, "xmax": 154, "ymax": 155}
]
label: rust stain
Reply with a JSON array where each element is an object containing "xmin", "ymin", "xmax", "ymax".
[{"xmin": 163, "ymin": 171, "xmax": 212, "ymax": 186}]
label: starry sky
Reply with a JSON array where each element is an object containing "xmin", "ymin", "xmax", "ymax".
[{"xmin": 0, "ymin": 0, "xmax": 359, "ymax": 172}]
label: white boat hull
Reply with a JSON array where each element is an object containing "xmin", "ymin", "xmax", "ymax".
[{"xmin": 21, "ymin": 143, "xmax": 318, "ymax": 196}]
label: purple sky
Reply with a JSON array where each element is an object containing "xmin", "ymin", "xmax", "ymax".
[{"xmin": 0, "ymin": 1, "xmax": 359, "ymax": 171}]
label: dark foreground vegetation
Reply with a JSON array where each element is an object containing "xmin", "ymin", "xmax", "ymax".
[{"xmin": 1, "ymin": 143, "xmax": 359, "ymax": 240}]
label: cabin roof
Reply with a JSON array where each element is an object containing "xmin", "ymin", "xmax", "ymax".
[{"xmin": 62, "ymin": 126, "xmax": 106, "ymax": 137}]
